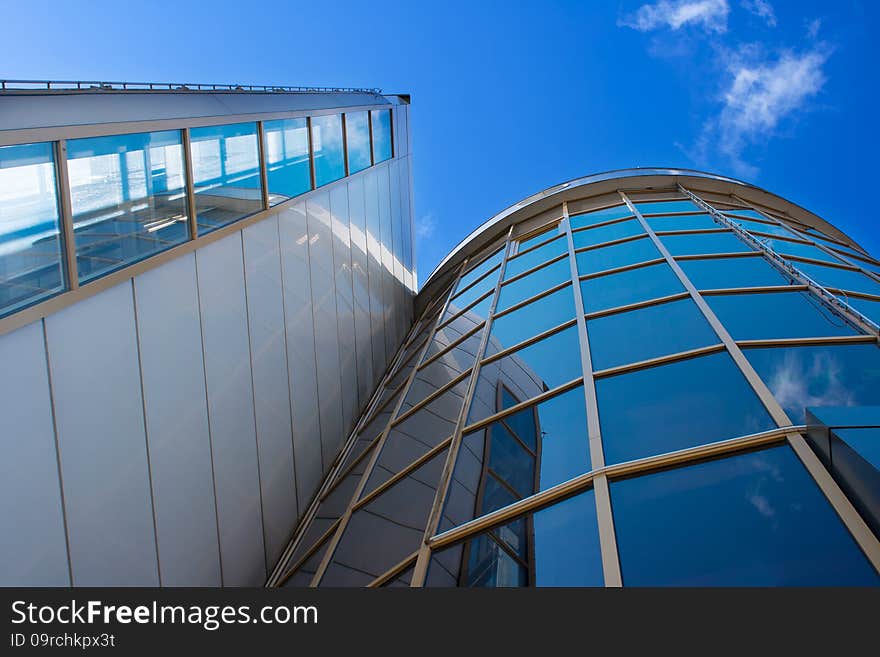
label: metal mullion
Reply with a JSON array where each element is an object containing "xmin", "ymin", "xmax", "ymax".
[
  {"xmin": 54, "ymin": 141, "xmax": 79, "ymax": 290},
  {"xmin": 409, "ymin": 226, "xmax": 516, "ymax": 587},
  {"xmin": 275, "ymin": 519, "xmax": 341, "ymax": 587},
  {"xmin": 592, "ymin": 343, "xmax": 726, "ymax": 379},
  {"xmin": 450, "ymin": 263, "xmax": 500, "ymax": 303},
  {"xmin": 674, "ymin": 188, "xmax": 880, "ymax": 570},
  {"xmin": 512, "ymin": 229, "xmax": 565, "ymax": 258},
  {"xmin": 735, "ymin": 335, "xmax": 876, "ymax": 349},
  {"xmin": 569, "ymin": 213, "xmax": 636, "ymax": 235},
  {"xmin": 437, "ymin": 288, "xmax": 495, "ymax": 330},
  {"xmin": 181, "ymin": 128, "xmax": 199, "ymax": 240},
  {"xmin": 699, "ymin": 284, "xmax": 808, "ymax": 296},
  {"xmin": 825, "ymin": 288, "xmax": 880, "ymax": 302},
  {"xmin": 673, "ymin": 251, "xmax": 758, "ymax": 261},
  {"xmin": 479, "ymin": 318, "xmax": 578, "ymax": 366},
  {"xmin": 573, "ymin": 232, "xmax": 649, "ymax": 255},
  {"xmin": 563, "ymin": 200, "xmax": 621, "ymax": 586},
  {"xmin": 367, "ymin": 550, "xmax": 419, "ymax": 587},
  {"xmin": 418, "ymin": 321, "xmax": 485, "ymax": 369},
  {"xmin": 730, "ymin": 193, "xmax": 854, "ymax": 250},
  {"xmin": 318, "ymin": 435, "xmax": 383, "ymax": 503},
  {"xmin": 367, "ymin": 111, "xmax": 375, "ymax": 166},
  {"xmin": 256, "ymin": 121, "xmax": 270, "ymax": 209},
  {"xmin": 490, "ymin": 280, "xmax": 571, "ymax": 321},
  {"xmin": 640, "ymin": 211, "xmax": 711, "ymax": 219},
  {"xmin": 579, "ymin": 257, "xmax": 667, "ymax": 281},
  {"xmin": 306, "ymin": 257, "xmax": 471, "ymax": 586},
  {"xmin": 500, "ymin": 252, "xmax": 568, "ymax": 287},
  {"xmin": 341, "ymin": 113, "xmax": 350, "ymax": 177},
  {"xmin": 390, "ymin": 368, "xmax": 473, "ymax": 427},
  {"xmin": 584, "ymin": 291, "xmax": 692, "ymax": 321},
  {"xmin": 653, "ymin": 227, "xmax": 731, "ymax": 237},
  {"xmin": 306, "ymin": 116, "xmax": 316, "ymax": 190}
]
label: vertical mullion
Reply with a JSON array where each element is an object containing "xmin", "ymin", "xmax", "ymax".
[
  {"xmin": 306, "ymin": 116, "xmax": 316, "ymax": 190},
  {"xmin": 54, "ymin": 140, "xmax": 79, "ymax": 290},
  {"xmin": 368, "ymin": 111, "xmax": 375, "ymax": 166},
  {"xmin": 181, "ymin": 128, "xmax": 199, "ymax": 240},
  {"xmin": 409, "ymin": 226, "xmax": 516, "ymax": 587},
  {"xmin": 389, "ymin": 108, "xmax": 395, "ymax": 159},
  {"xmin": 626, "ymin": 189, "xmax": 880, "ymax": 572},
  {"xmin": 308, "ymin": 258, "xmax": 472, "ymax": 586},
  {"xmin": 256, "ymin": 121, "xmax": 270, "ymax": 210},
  {"xmin": 341, "ymin": 113, "xmax": 350, "ymax": 177},
  {"xmin": 562, "ymin": 201, "xmax": 622, "ymax": 587}
]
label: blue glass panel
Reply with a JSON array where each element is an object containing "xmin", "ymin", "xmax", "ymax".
[
  {"xmin": 765, "ymin": 237, "xmax": 845, "ymax": 264},
  {"xmin": 707, "ymin": 291, "xmax": 858, "ymax": 340},
  {"xmin": 67, "ymin": 130, "xmax": 189, "ymax": 282},
  {"xmin": 635, "ymin": 199, "xmax": 700, "ymax": 215},
  {"xmin": 263, "ymin": 118, "xmax": 311, "ymax": 204},
  {"xmin": 345, "ymin": 111, "xmax": 371, "ymax": 174},
  {"xmin": 646, "ymin": 213, "xmax": 719, "ymax": 232},
  {"xmin": 794, "ymin": 262, "xmax": 880, "ymax": 297},
  {"xmin": 678, "ymin": 255, "xmax": 790, "ymax": 290},
  {"xmin": 597, "ymin": 351, "xmax": 775, "ymax": 464},
  {"xmin": 456, "ymin": 248, "xmax": 504, "ymax": 293},
  {"xmin": 371, "ymin": 109, "xmax": 393, "ymax": 163},
  {"xmin": 611, "ymin": 445, "xmax": 880, "ymax": 585},
  {"xmin": 721, "ymin": 209, "xmax": 770, "ymax": 222},
  {"xmin": 569, "ymin": 205, "xmax": 631, "ymax": 230},
  {"xmin": 0, "ymin": 142, "xmax": 65, "ymax": 315},
  {"xmin": 572, "ymin": 219, "xmax": 643, "ymax": 249},
  {"xmin": 839, "ymin": 295, "xmax": 880, "ymax": 325},
  {"xmin": 588, "ymin": 298, "xmax": 718, "ymax": 371},
  {"xmin": 489, "ymin": 284, "xmax": 575, "ymax": 350},
  {"xmin": 496, "ymin": 257, "xmax": 569, "ymax": 312},
  {"xmin": 745, "ymin": 343, "xmax": 880, "ymax": 424},
  {"xmin": 660, "ymin": 231, "xmax": 751, "ymax": 256},
  {"xmin": 582, "ymin": 262, "xmax": 684, "ymax": 313},
  {"xmin": 834, "ymin": 428, "xmax": 880, "ymax": 471},
  {"xmin": 190, "ymin": 122, "xmax": 262, "ymax": 235},
  {"xmin": 518, "ymin": 225, "xmax": 561, "ymax": 252},
  {"xmin": 442, "ymin": 289, "xmax": 493, "ymax": 326},
  {"xmin": 575, "ymin": 236, "xmax": 660, "ymax": 275},
  {"xmin": 450, "ymin": 269, "xmax": 498, "ymax": 312},
  {"xmin": 725, "ymin": 216, "xmax": 797, "ymax": 239},
  {"xmin": 504, "ymin": 235, "xmax": 567, "ymax": 279},
  {"xmin": 310, "ymin": 114, "xmax": 345, "ymax": 187}
]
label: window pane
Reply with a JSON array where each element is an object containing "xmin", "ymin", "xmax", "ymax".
[
  {"xmin": 504, "ymin": 235, "xmax": 567, "ymax": 279},
  {"xmin": 707, "ymin": 291, "xmax": 858, "ymax": 340},
  {"xmin": 496, "ymin": 257, "xmax": 569, "ymax": 312},
  {"xmin": 660, "ymin": 231, "xmax": 751, "ymax": 256},
  {"xmin": 442, "ymin": 289, "xmax": 493, "ymax": 326},
  {"xmin": 67, "ymin": 131, "xmax": 189, "ymax": 282},
  {"xmin": 371, "ymin": 109, "xmax": 393, "ymax": 163},
  {"xmin": 429, "ymin": 488, "xmax": 603, "ymax": 587},
  {"xmin": 722, "ymin": 209, "xmax": 770, "ymax": 222},
  {"xmin": 839, "ymin": 295, "xmax": 880, "ymax": 325},
  {"xmin": 597, "ymin": 351, "xmax": 775, "ymax": 464},
  {"xmin": 518, "ymin": 225, "xmax": 561, "ymax": 252},
  {"xmin": 588, "ymin": 298, "xmax": 718, "ymax": 371},
  {"xmin": 569, "ymin": 204, "xmax": 631, "ymax": 230},
  {"xmin": 473, "ymin": 325, "xmax": 583, "ymax": 423},
  {"xmin": 726, "ymin": 216, "xmax": 797, "ymax": 239},
  {"xmin": 678, "ymin": 255, "xmax": 791, "ymax": 289},
  {"xmin": 190, "ymin": 122, "xmax": 262, "ymax": 235},
  {"xmin": 263, "ymin": 118, "xmax": 311, "ymax": 204},
  {"xmin": 572, "ymin": 218, "xmax": 643, "ymax": 249},
  {"xmin": 794, "ymin": 262, "xmax": 880, "ymax": 297},
  {"xmin": 576, "ymin": 236, "xmax": 660, "ymax": 275},
  {"xmin": 310, "ymin": 114, "xmax": 345, "ymax": 187},
  {"xmin": 582, "ymin": 262, "xmax": 684, "ymax": 313},
  {"xmin": 764, "ymin": 237, "xmax": 844, "ymax": 264},
  {"xmin": 489, "ymin": 284, "xmax": 575, "ymax": 350},
  {"xmin": 456, "ymin": 248, "xmax": 503, "ymax": 293},
  {"xmin": 611, "ymin": 445, "xmax": 880, "ymax": 586},
  {"xmin": 0, "ymin": 142, "xmax": 65, "ymax": 315},
  {"xmin": 344, "ymin": 111, "xmax": 371, "ymax": 174},
  {"xmin": 745, "ymin": 343, "xmax": 880, "ymax": 424},
  {"xmin": 449, "ymin": 267, "xmax": 498, "ymax": 311},
  {"xmin": 646, "ymin": 213, "xmax": 719, "ymax": 232},
  {"xmin": 635, "ymin": 199, "xmax": 700, "ymax": 215}
]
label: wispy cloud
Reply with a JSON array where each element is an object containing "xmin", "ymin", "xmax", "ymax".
[
  {"xmin": 416, "ymin": 213, "xmax": 436, "ymax": 240},
  {"xmin": 741, "ymin": 0, "xmax": 776, "ymax": 27},
  {"xmin": 805, "ymin": 18, "xmax": 822, "ymax": 39},
  {"xmin": 619, "ymin": 0, "xmax": 730, "ymax": 34},
  {"xmin": 766, "ymin": 350, "xmax": 854, "ymax": 419}
]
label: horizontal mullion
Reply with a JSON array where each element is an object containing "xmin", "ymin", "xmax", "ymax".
[
  {"xmin": 699, "ymin": 284, "xmax": 808, "ymax": 296},
  {"xmin": 579, "ymin": 257, "xmax": 667, "ymax": 281},
  {"xmin": 500, "ymin": 252, "xmax": 568, "ymax": 287},
  {"xmin": 367, "ymin": 551, "xmax": 419, "ymax": 588},
  {"xmin": 570, "ymin": 213, "xmax": 636, "ymax": 233},
  {"xmin": 584, "ymin": 291, "xmax": 691, "ymax": 321},
  {"xmin": 390, "ymin": 368, "xmax": 473, "ymax": 426},
  {"xmin": 825, "ymin": 288, "xmax": 880, "ymax": 302},
  {"xmin": 437, "ymin": 289, "xmax": 495, "ymax": 330},
  {"xmin": 480, "ymin": 317, "xmax": 578, "ymax": 366},
  {"xmin": 490, "ymin": 280, "xmax": 572, "ymax": 320},
  {"xmin": 735, "ymin": 335, "xmax": 877, "ymax": 349},
  {"xmin": 783, "ymin": 255, "xmax": 860, "ymax": 271},
  {"xmin": 320, "ymin": 434, "xmax": 384, "ymax": 501},
  {"xmin": 573, "ymin": 232, "xmax": 648, "ymax": 255},
  {"xmin": 592, "ymin": 343, "xmax": 726, "ymax": 379},
  {"xmin": 513, "ymin": 229, "xmax": 564, "ymax": 257},
  {"xmin": 276, "ymin": 519, "xmax": 341, "ymax": 587},
  {"xmin": 450, "ymin": 263, "xmax": 500, "ymax": 302},
  {"xmin": 673, "ymin": 251, "xmax": 760, "ymax": 261},
  {"xmin": 653, "ymin": 227, "xmax": 730, "ymax": 237},
  {"xmin": 418, "ymin": 321, "xmax": 486, "ymax": 370}
]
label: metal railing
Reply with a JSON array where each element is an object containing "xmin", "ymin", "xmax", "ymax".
[{"xmin": 0, "ymin": 79, "xmax": 382, "ymax": 94}]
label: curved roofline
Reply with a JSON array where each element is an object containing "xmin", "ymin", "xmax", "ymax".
[{"xmin": 421, "ymin": 167, "xmax": 858, "ymax": 292}]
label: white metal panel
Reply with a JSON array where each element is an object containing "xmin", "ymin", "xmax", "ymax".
[
  {"xmin": 133, "ymin": 254, "xmax": 221, "ymax": 586},
  {"xmin": 242, "ymin": 216, "xmax": 298, "ymax": 566},
  {"xmin": 364, "ymin": 169, "xmax": 387, "ymax": 381},
  {"xmin": 307, "ymin": 192, "xmax": 346, "ymax": 467},
  {"xmin": 196, "ymin": 234, "xmax": 267, "ymax": 586},
  {"xmin": 0, "ymin": 320, "xmax": 69, "ymax": 586},
  {"xmin": 377, "ymin": 164, "xmax": 399, "ymax": 359},
  {"xmin": 45, "ymin": 281, "xmax": 159, "ymax": 586},
  {"xmin": 347, "ymin": 177, "xmax": 375, "ymax": 406},
  {"xmin": 278, "ymin": 202, "xmax": 324, "ymax": 505}
]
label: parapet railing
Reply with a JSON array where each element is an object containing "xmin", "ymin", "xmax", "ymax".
[{"xmin": 0, "ymin": 79, "xmax": 382, "ymax": 94}]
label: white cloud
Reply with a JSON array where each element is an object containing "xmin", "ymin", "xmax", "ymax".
[
  {"xmin": 416, "ymin": 213, "xmax": 436, "ymax": 240},
  {"xmin": 741, "ymin": 0, "xmax": 776, "ymax": 27},
  {"xmin": 806, "ymin": 18, "xmax": 822, "ymax": 39},
  {"xmin": 620, "ymin": 0, "xmax": 730, "ymax": 34}
]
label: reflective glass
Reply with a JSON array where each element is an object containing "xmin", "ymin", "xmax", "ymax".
[
  {"xmin": 311, "ymin": 114, "xmax": 345, "ymax": 187},
  {"xmin": 189, "ymin": 122, "xmax": 262, "ymax": 234},
  {"xmin": 581, "ymin": 262, "xmax": 683, "ymax": 313},
  {"xmin": 496, "ymin": 257, "xmax": 569, "ymax": 312},
  {"xmin": 794, "ymin": 262, "xmax": 880, "ymax": 297},
  {"xmin": 344, "ymin": 111, "xmax": 371, "ymax": 174},
  {"xmin": 282, "ymin": 535, "xmax": 332, "ymax": 587},
  {"xmin": 597, "ymin": 351, "xmax": 775, "ymax": 464},
  {"xmin": 0, "ymin": 142, "xmax": 65, "ymax": 315},
  {"xmin": 706, "ymin": 291, "xmax": 857, "ymax": 340},
  {"xmin": 588, "ymin": 298, "xmax": 718, "ymax": 371},
  {"xmin": 678, "ymin": 255, "xmax": 790, "ymax": 289},
  {"xmin": 635, "ymin": 199, "xmax": 700, "ymax": 215},
  {"xmin": 839, "ymin": 295, "xmax": 880, "ymax": 325},
  {"xmin": 611, "ymin": 445, "xmax": 880, "ymax": 585},
  {"xmin": 765, "ymin": 237, "xmax": 845, "ymax": 264},
  {"xmin": 572, "ymin": 219, "xmax": 643, "ymax": 249},
  {"xmin": 456, "ymin": 247, "xmax": 503, "ymax": 293},
  {"xmin": 660, "ymin": 231, "xmax": 751, "ymax": 256},
  {"xmin": 518, "ymin": 225, "xmax": 561, "ymax": 252},
  {"xmin": 645, "ymin": 213, "xmax": 719, "ymax": 232},
  {"xmin": 745, "ymin": 343, "xmax": 880, "ymax": 423},
  {"xmin": 449, "ymin": 269, "xmax": 498, "ymax": 311},
  {"xmin": 834, "ymin": 428, "xmax": 880, "ymax": 471},
  {"xmin": 262, "ymin": 118, "xmax": 311, "ymax": 204},
  {"xmin": 67, "ymin": 131, "xmax": 189, "ymax": 282},
  {"xmin": 504, "ymin": 235, "xmax": 567, "ymax": 279},
  {"xmin": 569, "ymin": 204, "xmax": 631, "ymax": 230},
  {"xmin": 575, "ymin": 236, "xmax": 660, "ymax": 275},
  {"xmin": 489, "ymin": 284, "xmax": 575, "ymax": 350},
  {"xmin": 429, "ymin": 488, "xmax": 603, "ymax": 587},
  {"xmin": 370, "ymin": 109, "xmax": 393, "ymax": 163},
  {"xmin": 722, "ymin": 209, "xmax": 770, "ymax": 222},
  {"xmin": 441, "ymin": 289, "xmax": 493, "ymax": 326},
  {"xmin": 473, "ymin": 325, "xmax": 582, "ymax": 423},
  {"xmin": 725, "ymin": 216, "xmax": 797, "ymax": 239}
]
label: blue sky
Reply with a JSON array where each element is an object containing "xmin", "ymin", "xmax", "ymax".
[{"xmin": 2, "ymin": 0, "xmax": 878, "ymax": 283}]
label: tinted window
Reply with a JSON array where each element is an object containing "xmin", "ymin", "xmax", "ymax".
[
  {"xmin": 726, "ymin": 216, "xmax": 797, "ymax": 239},
  {"xmin": 767, "ymin": 237, "xmax": 845, "ymax": 264},
  {"xmin": 518, "ymin": 225, "xmax": 561, "ymax": 252},
  {"xmin": 646, "ymin": 213, "xmax": 719, "ymax": 232},
  {"xmin": 370, "ymin": 109, "xmax": 393, "ymax": 163},
  {"xmin": 575, "ymin": 236, "xmax": 660, "ymax": 276},
  {"xmin": 678, "ymin": 255, "xmax": 790, "ymax": 290},
  {"xmin": 581, "ymin": 262, "xmax": 684, "ymax": 314},
  {"xmin": 489, "ymin": 284, "xmax": 575, "ymax": 350},
  {"xmin": 496, "ymin": 257, "xmax": 570, "ymax": 312},
  {"xmin": 569, "ymin": 205, "xmax": 631, "ymax": 230},
  {"xmin": 794, "ymin": 262, "xmax": 880, "ymax": 297},
  {"xmin": 839, "ymin": 295, "xmax": 880, "ymax": 325},
  {"xmin": 505, "ymin": 235, "xmax": 567, "ymax": 279},
  {"xmin": 311, "ymin": 114, "xmax": 345, "ymax": 187},
  {"xmin": 635, "ymin": 200, "xmax": 700, "ymax": 215},
  {"xmin": 660, "ymin": 231, "xmax": 751, "ymax": 256},
  {"xmin": 263, "ymin": 118, "xmax": 311, "ymax": 203},
  {"xmin": 572, "ymin": 219, "xmax": 643, "ymax": 249},
  {"xmin": 456, "ymin": 248, "xmax": 504, "ymax": 293},
  {"xmin": 345, "ymin": 111, "xmax": 372, "ymax": 174}
]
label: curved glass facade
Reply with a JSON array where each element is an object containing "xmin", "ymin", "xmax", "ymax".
[{"xmin": 270, "ymin": 178, "xmax": 880, "ymax": 588}]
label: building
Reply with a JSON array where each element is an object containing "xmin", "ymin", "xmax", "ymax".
[
  {"xmin": 270, "ymin": 168, "xmax": 880, "ymax": 587},
  {"xmin": 0, "ymin": 80, "xmax": 416, "ymax": 586}
]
